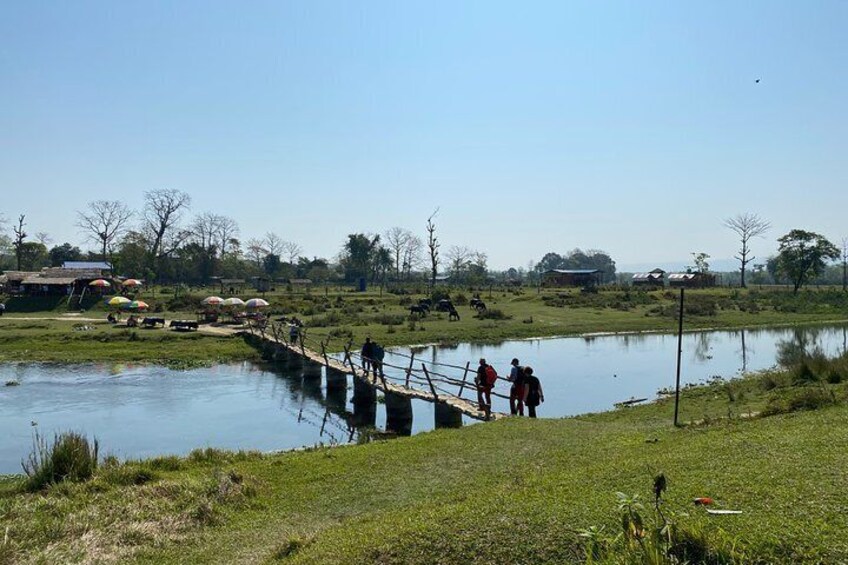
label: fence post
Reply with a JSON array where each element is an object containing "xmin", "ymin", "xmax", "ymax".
[
  {"xmin": 421, "ymin": 364, "xmax": 439, "ymax": 401},
  {"xmin": 458, "ymin": 361, "xmax": 471, "ymax": 396},
  {"xmin": 321, "ymin": 341, "xmax": 330, "ymax": 368},
  {"xmin": 342, "ymin": 344, "xmax": 353, "ymax": 367},
  {"xmin": 404, "ymin": 353, "xmax": 416, "ymax": 388}
]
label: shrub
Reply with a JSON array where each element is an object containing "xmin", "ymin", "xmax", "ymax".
[
  {"xmin": 475, "ymin": 308, "xmax": 511, "ymax": 320},
  {"xmin": 762, "ymin": 386, "xmax": 837, "ymax": 416},
  {"xmin": 22, "ymin": 431, "xmax": 99, "ymax": 491}
]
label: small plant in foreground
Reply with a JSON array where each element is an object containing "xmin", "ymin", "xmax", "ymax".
[{"xmin": 21, "ymin": 431, "xmax": 99, "ymax": 491}]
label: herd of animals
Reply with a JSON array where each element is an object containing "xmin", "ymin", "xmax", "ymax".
[{"xmin": 408, "ymin": 296, "xmax": 487, "ymax": 321}]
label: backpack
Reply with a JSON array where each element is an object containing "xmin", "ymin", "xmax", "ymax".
[{"xmin": 484, "ymin": 365, "xmax": 498, "ymax": 386}]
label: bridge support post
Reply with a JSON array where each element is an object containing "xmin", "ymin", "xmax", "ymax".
[
  {"xmin": 435, "ymin": 403, "xmax": 463, "ymax": 429},
  {"xmin": 302, "ymin": 361, "xmax": 322, "ymax": 380},
  {"xmin": 385, "ymin": 392, "xmax": 413, "ymax": 436},
  {"xmin": 352, "ymin": 376, "xmax": 377, "ymax": 428},
  {"xmin": 325, "ymin": 368, "xmax": 348, "ymax": 411}
]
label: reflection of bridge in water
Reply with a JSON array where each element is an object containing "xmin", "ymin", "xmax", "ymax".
[{"xmin": 237, "ymin": 322, "xmax": 506, "ymax": 438}]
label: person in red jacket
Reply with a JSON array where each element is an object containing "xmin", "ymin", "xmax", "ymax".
[{"xmin": 475, "ymin": 358, "xmax": 497, "ymax": 413}]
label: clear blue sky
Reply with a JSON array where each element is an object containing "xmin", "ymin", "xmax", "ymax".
[{"xmin": 2, "ymin": 1, "xmax": 846, "ymax": 270}]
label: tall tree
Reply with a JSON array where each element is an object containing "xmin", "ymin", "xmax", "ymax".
[
  {"xmin": 77, "ymin": 200, "xmax": 134, "ymax": 261},
  {"xmin": 841, "ymin": 237, "xmax": 848, "ymax": 292},
  {"xmin": 281, "ymin": 241, "xmax": 303, "ymax": 264},
  {"xmin": 264, "ymin": 232, "xmax": 285, "ymax": 257},
  {"xmin": 426, "ymin": 210, "xmax": 440, "ymax": 286},
  {"xmin": 446, "ymin": 245, "xmax": 473, "ymax": 276},
  {"xmin": 216, "ymin": 216, "xmax": 240, "ymax": 256},
  {"xmin": 402, "ymin": 235, "xmax": 423, "ymax": 280},
  {"xmin": 776, "ymin": 229, "xmax": 840, "ymax": 293},
  {"xmin": 384, "ymin": 227, "xmax": 413, "ymax": 281},
  {"xmin": 18, "ymin": 242, "xmax": 48, "ymax": 271},
  {"xmin": 245, "ymin": 238, "xmax": 267, "ymax": 266},
  {"xmin": 12, "ymin": 215, "xmax": 27, "ymax": 270},
  {"xmin": 690, "ymin": 252, "xmax": 711, "ymax": 273},
  {"xmin": 340, "ymin": 233, "xmax": 380, "ymax": 282},
  {"xmin": 49, "ymin": 243, "xmax": 83, "ymax": 267},
  {"xmin": 723, "ymin": 213, "xmax": 771, "ymax": 288},
  {"xmin": 142, "ymin": 189, "xmax": 191, "ymax": 272}
]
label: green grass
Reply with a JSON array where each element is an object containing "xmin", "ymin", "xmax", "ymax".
[{"xmin": 1, "ymin": 369, "xmax": 847, "ymax": 564}]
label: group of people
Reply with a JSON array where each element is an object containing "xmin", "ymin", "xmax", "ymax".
[
  {"xmin": 360, "ymin": 337, "xmax": 386, "ymax": 380},
  {"xmin": 475, "ymin": 357, "xmax": 544, "ymax": 417}
]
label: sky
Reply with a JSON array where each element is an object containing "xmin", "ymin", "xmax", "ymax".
[{"xmin": 1, "ymin": 1, "xmax": 846, "ymax": 271}]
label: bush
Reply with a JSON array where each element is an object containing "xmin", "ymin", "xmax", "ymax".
[
  {"xmin": 475, "ymin": 308, "xmax": 511, "ymax": 320},
  {"xmin": 762, "ymin": 386, "xmax": 837, "ymax": 416},
  {"xmin": 22, "ymin": 431, "xmax": 99, "ymax": 491}
]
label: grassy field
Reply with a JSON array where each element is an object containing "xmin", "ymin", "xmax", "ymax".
[
  {"xmin": 1, "ymin": 362, "xmax": 847, "ymax": 564},
  {"xmin": 3, "ymin": 285, "xmax": 848, "ymax": 361}
]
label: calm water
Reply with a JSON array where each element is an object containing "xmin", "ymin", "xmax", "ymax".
[{"xmin": 2, "ymin": 324, "xmax": 846, "ymax": 475}]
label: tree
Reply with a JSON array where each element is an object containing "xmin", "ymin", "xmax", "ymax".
[
  {"xmin": 535, "ymin": 252, "xmax": 565, "ymax": 272},
  {"xmin": 723, "ymin": 213, "xmax": 771, "ymax": 288},
  {"xmin": 49, "ymin": 243, "xmax": 83, "ymax": 266},
  {"xmin": 281, "ymin": 241, "xmax": 303, "ymax": 264},
  {"xmin": 775, "ymin": 230, "xmax": 840, "ymax": 293},
  {"xmin": 34, "ymin": 232, "xmax": 52, "ymax": 246},
  {"xmin": 77, "ymin": 200, "xmax": 134, "ymax": 261},
  {"xmin": 690, "ymin": 252, "xmax": 710, "ymax": 273},
  {"xmin": 842, "ymin": 237, "xmax": 848, "ymax": 292},
  {"xmin": 402, "ymin": 235, "xmax": 423, "ymax": 280},
  {"xmin": 264, "ymin": 232, "xmax": 285, "ymax": 257},
  {"xmin": 340, "ymin": 233, "xmax": 380, "ymax": 282},
  {"xmin": 18, "ymin": 242, "xmax": 49, "ymax": 270},
  {"xmin": 142, "ymin": 189, "xmax": 191, "ymax": 274},
  {"xmin": 216, "ymin": 216, "xmax": 240, "ymax": 256},
  {"xmin": 12, "ymin": 215, "xmax": 27, "ymax": 270},
  {"xmin": 384, "ymin": 227, "xmax": 413, "ymax": 281},
  {"xmin": 446, "ymin": 245, "xmax": 473, "ymax": 276},
  {"xmin": 426, "ymin": 210, "xmax": 440, "ymax": 286},
  {"xmin": 245, "ymin": 238, "xmax": 267, "ymax": 266}
]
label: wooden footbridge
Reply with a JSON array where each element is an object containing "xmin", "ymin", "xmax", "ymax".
[{"xmin": 231, "ymin": 320, "xmax": 509, "ymax": 422}]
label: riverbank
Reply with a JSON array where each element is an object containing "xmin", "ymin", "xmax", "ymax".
[
  {"xmin": 3, "ymin": 286, "xmax": 848, "ymax": 362},
  {"xmin": 2, "ymin": 366, "xmax": 847, "ymax": 563}
]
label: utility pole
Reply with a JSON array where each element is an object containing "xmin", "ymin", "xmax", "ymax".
[{"xmin": 673, "ymin": 288, "xmax": 684, "ymax": 427}]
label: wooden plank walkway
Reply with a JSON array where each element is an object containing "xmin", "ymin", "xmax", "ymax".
[{"xmin": 228, "ymin": 322, "xmax": 507, "ymax": 421}]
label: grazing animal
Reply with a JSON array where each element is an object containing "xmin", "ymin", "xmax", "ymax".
[
  {"xmin": 470, "ymin": 297, "xmax": 482, "ymax": 309},
  {"xmin": 436, "ymin": 299, "xmax": 454, "ymax": 312},
  {"xmin": 474, "ymin": 301, "xmax": 487, "ymax": 312},
  {"xmin": 419, "ymin": 298, "xmax": 432, "ymax": 308},
  {"xmin": 448, "ymin": 307, "xmax": 460, "ymax": 321},
  {"xmin": 409, "ymin": 305, "xmax": 428, "ymax": 317}
]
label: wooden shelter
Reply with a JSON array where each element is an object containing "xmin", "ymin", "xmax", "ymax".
[
  {"xmin": 541, "ymin": 269, "xmax": 602, "ymax": 288},
  {"xmin": 632, "ymin": 268, "xmax": 665, "ymax": 288},
  {"xmin": 667, "ymin": 272, "xmax": 716, "ymax": 288}
]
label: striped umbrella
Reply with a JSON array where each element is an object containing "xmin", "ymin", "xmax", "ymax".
[
  {"xmin": 124, "ymin": 300, "xmax": 150, "ymax": 311},
  {"xmin": 202, "ymin": 296, "xmax": 225, "ymax": 306},
  {"xmin": 222, "ymin": 297, "xmax": 245, "ymax": 307},
  {"xmin": 106, "ymin": 296, "xmax": 131, "ymax": 307},
  {"xmin": 89, "ymin": 279, "xmax": 111, "ymax": 287},
  {"xmin": 122, "ymin": 279, "xmax": 143, "ymax": 287},
  {"xmin": 245, "ymin": 298, "xmax": 269, "ymax": 309}
]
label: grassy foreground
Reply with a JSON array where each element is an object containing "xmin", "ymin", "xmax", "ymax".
[{"xmin": 2, "ymin": 371, "xmax": 847, "ymax": 564}]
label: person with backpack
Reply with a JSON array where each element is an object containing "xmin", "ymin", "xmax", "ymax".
[
  {"xmin": 507, "ymin": 358, "xmax": 525, "ymax": 416},
  {"xmin": 371, "ymin": 341, "xmax": 385, "ymax": 383},
  {"xmin": 475, "ymin": 358, "xmax": 497, "ymax": 413},
  {"xmin": 522, "ymin": 366, "xmax": 544, "ymax": 418}
]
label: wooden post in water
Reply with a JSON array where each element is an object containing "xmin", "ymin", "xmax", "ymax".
[
  {"xmin": 458, "ymin": 361, "xmax": 471, "ymax": 396},
  {"xmin": 404, "ymin": 353, "xmax": 416, "ymax": 388},
  {"xmin": 673, "ymin": 288, "xmax": 684, "ymax": 427},
  {"xmin": 421, "ymin": 364, "xmax": 439, "ymax": 401}
]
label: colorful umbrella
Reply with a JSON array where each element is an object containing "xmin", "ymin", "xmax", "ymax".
[
  {"xmin": 201, "ymin": 296, "xmax": 225, "ymax": 306},
  {"xmin": 89, "ymin": 279, "xmax": 111, "ymax": 287},
  {"xmin": 122, "ymin": 279, "xmax": 143, "ymax": 287},
  {"xmin": 245, "ymin": 298, "xmax": 270, "ymax": 308},
  {"xmin": 222, "ymin": 297, "xmax": 245, "ymax": 307},
  {"xmin": 124, "ymin": 300, "xmax": 149, "ymax": 311},
  {"xmin": 106, "ymin": 296, "xmax": 132, "ymax": 307}
]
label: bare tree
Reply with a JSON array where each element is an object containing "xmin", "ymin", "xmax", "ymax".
[
  {"xmin": 264, "ymin": 232, "xmax": 285, "ymax": 257},
  {"xmin": 402, "ymin": 235, "xmax": 423, "ymax": 279},
  {"xmin": 245, "ymin": 238, "xmax": 267, "ymax": 266},
  {"xmin": 143, "ymin": 189, "xmax": 192, "ymax": 267},
  {"xmin": 446, "ymin": 245, "xmax": 473, "ymax": 275},
  {"xmin": 384, "ymin": 227, "xmax": 413, "ymax": 281},
  {"xmin": 723, "ymin": 213, "xmax": 772, "ymax": 288},
  {"xmin": 426, "ymin": 209, "xmax": 440, "ymax": 287},
  {"xmin": 13, "ymin": 215, "xmax": 26, "ymax": 270},
  {"xmin": 842, "ymin": 237, "xmax": 848, "ymax": 292},
  {"xmin": 35, "ymin": 232, "xmax": 52, "ymax": 246},
  {"xmin": 281, "ymin": 240, "xmax": 303, "ymax": 264},
  {"xmin": 77, "ymin": 200, "xmax": 134, "ymax": 261},
  {"xmin": 217, "ymin": 216, "xmax": 240, "ymax": 256},
  {"xmin": 190, "ymin": 212, "xmax": 225, "ymax": 254}
]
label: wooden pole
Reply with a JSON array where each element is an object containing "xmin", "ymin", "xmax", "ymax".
[
  {"xmin": 673, "ymin": 287, "xmax": 684, "ymax": 427},
  {"xmin": 421, "ymin": 364, "xmax": 439, "ymax": 401},
  {"xmin": 321, "ymin": 341, "xmax": 330, "ymax": 368},
  {"xmin": 342, "ymin": 344, "xmax": 352, "ymax": 367},
  {"xmin": 458, "ymin": 361, "xmax": 471, "ymax": 396},
  {"xmin": 404, "ymin": 353, "xmax": 416, "ymax": 388}
]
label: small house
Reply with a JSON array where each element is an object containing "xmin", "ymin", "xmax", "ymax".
[
  {"xmin": 21, "ymin": 267, "xmax": 108, "ymax": 296},
  {"xmin": 0, "ymin": 271, "xmax": 40, "ymax": 295},
  {"xmin": 632, "ymin": 268, "xmax": 665, "ymax": 289},
  {"xmin": 667, "ymin": 272, "xmax": 716, "ymax": 288},
  {"xmin": 541, "ymin": 269, "xmax": 602, "ymax": 288}
]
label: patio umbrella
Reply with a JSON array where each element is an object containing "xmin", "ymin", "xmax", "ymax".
[
  {"xmin": 106, "ymin": 296, "xmax": 131, "ymax": 307},
  {"xmin": 202, "ymin": 296, "xmax": 225, "ymax": 306},
  {"xmin": 222, "ymin": 297, "xmax": 245, "ymax": 307},
  {"xmin": 245, "ymin": 298, "xmax": 270, "ymax": 308},
  {"xmin": 122, "ymin": 279, "xmax": 143, "ymax": 287},
  {"xmin": 124, "ymin": 300, "xmax": 150, "ymax": 311},
  {"xmin": 89, "ymin": 279, "xmax": 111, "ymax": 287}
]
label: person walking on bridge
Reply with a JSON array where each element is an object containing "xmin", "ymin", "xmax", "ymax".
[
  {"xmin": 360, "ymin": 337, "xmax": 375, "ymax": 376},
  {"xmin": 507, "ymin": 358, "xmax": 525, "ymax": 416},
  {"xmin": 475, "ymin": 358, "xmax": 497, "ymax": 414},
  {"xmin": 522, "ymin": 367, "xmax": 544, "ymax": 418}
]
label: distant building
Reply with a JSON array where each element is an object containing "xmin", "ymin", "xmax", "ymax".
[
  {"xmin": 541, "ymin": 269, "xmax": 602, "ymax": 288},
  {"xmin": 62, "ymin": 261, "xmax": 112, "ymax": 273},
  {"xmin": 632, "ymin": 268, "xmax": 665, "ymax": 288},
  {"xmin": 668, "ymin": 272, "xmax": 716, "ymax": 288}
]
